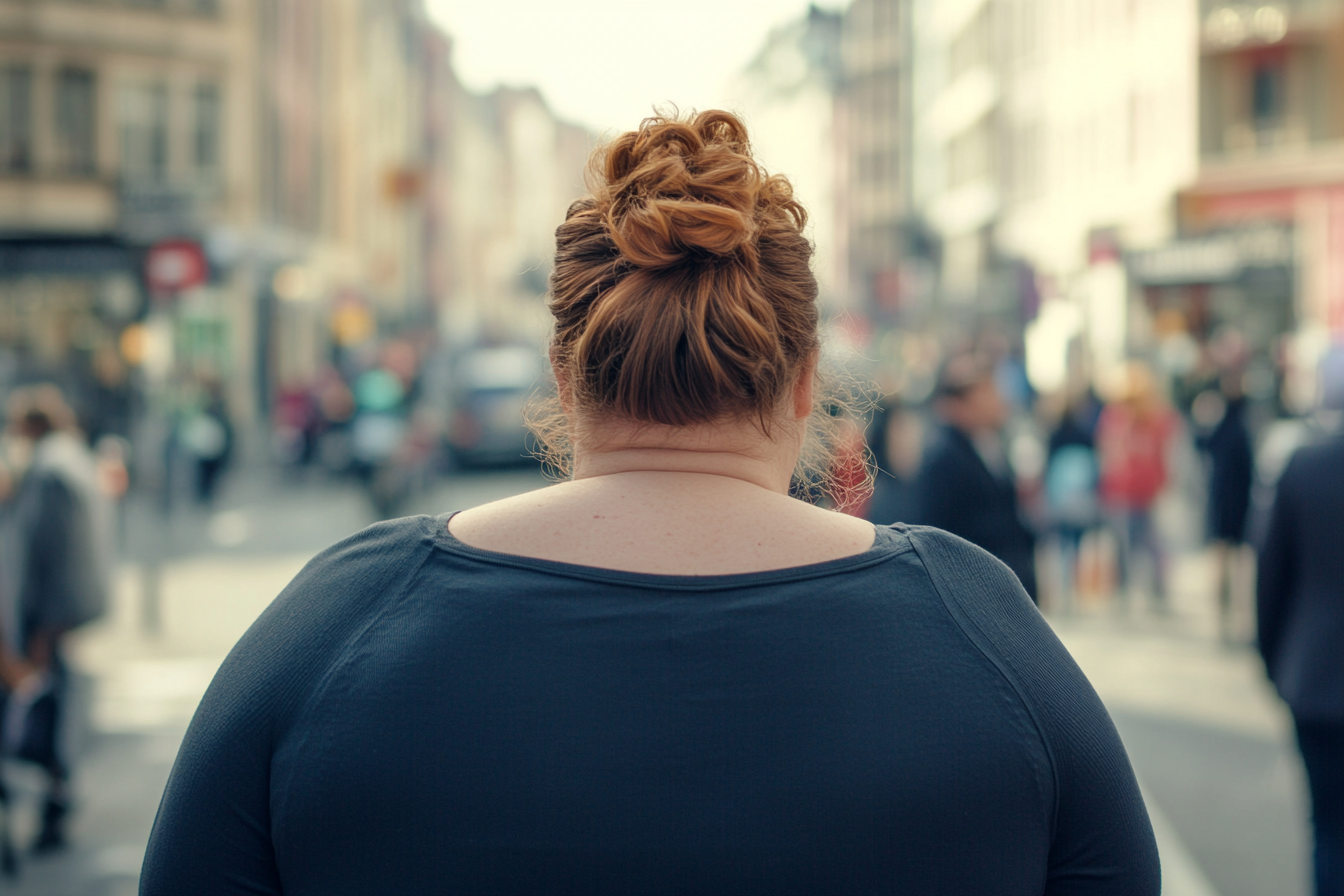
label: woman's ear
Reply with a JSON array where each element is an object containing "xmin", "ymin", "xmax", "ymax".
[{"xmin": 792, "ymin": 351, "xmax": 818, "ymax": 421}]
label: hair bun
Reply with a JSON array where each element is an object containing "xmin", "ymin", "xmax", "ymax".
[{"xmin": 601, "ymin": 111, "xmax": 761, "ymax": 269}]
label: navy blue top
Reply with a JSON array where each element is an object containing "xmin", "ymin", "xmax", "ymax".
[{"xmin": 141, "ymin": 515, "xmax": 1158, "ymax": 895}]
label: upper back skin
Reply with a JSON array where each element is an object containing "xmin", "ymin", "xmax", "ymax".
[{"xmin": 447, "ymin": 473, "xmax": 876, "ymax": 577}]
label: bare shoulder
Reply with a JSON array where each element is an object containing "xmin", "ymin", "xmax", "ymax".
[
  {"xmin": 447, "ymin": 480, "xmax": 877, "ymax": 575},
  {"xmin": 782, "ymin": 494, "xmax": 878, "ymax": 545},
  {"xmin": 447, "ymin": 482, "xmax": 573, "ymax": 539}
]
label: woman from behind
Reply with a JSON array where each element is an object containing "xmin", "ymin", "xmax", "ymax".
[{"xmin": 141, "ymin": 110, "xmax": 1159, "ymax": 895}]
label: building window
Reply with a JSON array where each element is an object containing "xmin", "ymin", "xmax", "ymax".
[
  {"xmin": 55, "ymin": 68, "xmax": 98, "ymax": 176},
  {"xmin": 949, "ymin": 4, "xmax": 991, "ymax": 82},
  {"xmin": 948, "ymin": 114, "xmax": 994, "ymax": 189},
  {"xmin": 119, "ymin": 81, "xmax": 169, "ymax": 182},
  {"xmin": 0, "ymin": 66, "xmax": 33, "ymax": 173},
  {"xmin": 1251, "ymin": 60, "xmax": 1284, "ymax": 129},
  {"xmin": 194, "ymin": 83, "xmax": 221, "ymax": 175}
]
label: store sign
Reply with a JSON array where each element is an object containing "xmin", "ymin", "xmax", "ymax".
[
  {"xmin": 1127, "ymin": 225, "xmax": 1293, "ymax": 286},
  {"xmin": 119, "ymin": 182, "xmax": 205, "ymax": 243},
  {"xmin": 145, "ymin": 239, "xmax": 208, "ymax": 297}
]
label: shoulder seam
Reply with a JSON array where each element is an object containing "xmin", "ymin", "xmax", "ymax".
[
  {"xmin": 906, "ymin": 527, "xmax": 1061, "ymax": 837},
  {"xmin": 269, "ymin": 527, "xmax": 439, "ymax": 773}
]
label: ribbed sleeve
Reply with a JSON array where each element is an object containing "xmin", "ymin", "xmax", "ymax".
[
  {"xmin": 139, "ymin": 517, "xmax": 435, "ymax": 896},
  {"xmin": 907, "ymin": 525, "xmax": 1161, "ymax": 895}
]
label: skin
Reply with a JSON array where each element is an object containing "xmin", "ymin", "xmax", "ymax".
[{"xmin": 449, "ymin": 354, "xmax": 876, "ymax": 575}]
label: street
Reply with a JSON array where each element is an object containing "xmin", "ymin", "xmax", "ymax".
[{"xmin": 0, "ymin": 465, "xmax": 1310, "ymax": 896}]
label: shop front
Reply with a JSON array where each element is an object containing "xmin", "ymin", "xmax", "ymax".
[
  {"xmin": 1127, "ymin": 223, "xmax": 1295, "ymax": 414},
  {"xmin": 0, "ymin": 235, "xmax": 145, "ymax": 439}
]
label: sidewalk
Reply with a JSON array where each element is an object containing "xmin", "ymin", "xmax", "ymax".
[{"xmin": 1046, "ymin": 550, "xmax": 1310, "ymax": 896}]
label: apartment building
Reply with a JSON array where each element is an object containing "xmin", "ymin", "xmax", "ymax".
[{"xmin": 0, "ymin": 0, "xmax": 248, "ymax": 427}]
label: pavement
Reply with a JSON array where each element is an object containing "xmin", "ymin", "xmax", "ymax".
[{"xmin": 0, "ymin": 465, "xmax": 1313, "ymax": 895}]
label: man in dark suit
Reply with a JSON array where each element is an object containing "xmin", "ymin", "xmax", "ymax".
[
  {"xmin": 911, "ymin": 353, "xmax": 1037, "ymax": 601},
  {"xmin": 1258, "ymin": 355, "xmax": 1344, "ymax": 896}
]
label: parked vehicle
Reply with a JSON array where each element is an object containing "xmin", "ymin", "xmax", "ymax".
[{"xmin": 446, "ymin": 345, "xmax": 545, "ymax": 468}]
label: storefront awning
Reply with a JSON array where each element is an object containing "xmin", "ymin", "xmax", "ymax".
[{"xmin": 0, "ymin": 236, "xmax": 139, "ymax": 277}]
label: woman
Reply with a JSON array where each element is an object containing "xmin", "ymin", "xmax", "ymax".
[
  {"xmin": 1096, "ymin": 362, "xmax": 1177, "ymax": 609},
  {"xmin": 142, "ymin": 111, "xmax": 1159, "ymax": 895}
]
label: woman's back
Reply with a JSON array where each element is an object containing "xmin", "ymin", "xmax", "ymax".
[
  {"xmin": 141, "ymin": 515, "xmax": 1157, "ymax": 895},
  {"xmin": 142, "ymin": 109, "xmax": 1157, "ymax": 894}
]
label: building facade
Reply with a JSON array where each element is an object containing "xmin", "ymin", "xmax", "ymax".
[
  {"xmin": 843, "ymin": 0, "xmax": 913, "ymax": 325},
  {"xmin": 0, "ymin": 0, "xmax": 248, "ymax": 434},
  {"xmin": 0, "ymin": 0, "xmax": 592, "ymax": 439},
  {"xmin": 730, "ymin": 5, "xmax": 847, "ymax": 312},
  {"xmin": 995, "ymin": 0, "xmax": 1202, "ymax": 391},
  {"xmin": 1168, "ymin": 0, "xmax": 1344, "ymax": 410}
]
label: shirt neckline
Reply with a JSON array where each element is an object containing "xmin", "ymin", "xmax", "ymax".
[{"xmin": 426, "ymin": 512, "xmax": 912, "ymax": 591}]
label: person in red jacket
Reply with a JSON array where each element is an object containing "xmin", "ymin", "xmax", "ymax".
[{"xmin": 1096, "ymin": 363, "xmax": 1177, "ymax": 608}]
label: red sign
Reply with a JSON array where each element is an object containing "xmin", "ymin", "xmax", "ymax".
[
  {"xmin": 144, "ymin": 239, "xmax": 207, "ymax": 296},
  {"xmin": 1325, "ymin": 190, "xmax": 1344, "ymax": 335},
  {"xmin": 1181, "ymin": 187, "xmax": 1299, "ymax": 228}
]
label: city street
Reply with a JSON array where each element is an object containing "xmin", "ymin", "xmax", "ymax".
[
  {"xmin": 0, "ymin": 464, "xmax": 1311, "ymax": 896},
  {"xmin": 4, "ymin": 0, "xmax": 1340, "ymax": 893}
]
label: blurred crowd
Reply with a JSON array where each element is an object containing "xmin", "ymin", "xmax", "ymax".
[
  {"xmin": 0, "ymin": 327, "xmax": 1341, "ymax": 883},
  {"xmin": 834, "ymin": 332, "xmax": 1344, "ymax": 644}
]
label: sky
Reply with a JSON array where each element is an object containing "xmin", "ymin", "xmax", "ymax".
[{"xmin": 425, "ymin": 0, "xmax": 845, "ymax": 136}]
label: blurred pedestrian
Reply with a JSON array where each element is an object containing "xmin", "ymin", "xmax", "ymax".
[
  {"xmin": 1196, "ymin": 373, "xmax": 1254, "ymax": 641},
  {"xmin": 1044, "ymin": 395, "xmax": 1100, "ymax": 612},
  {"xmin": 862, "ymin": 393, "xmax": 922, "ymax": 525},
  {"xmin": 910, "ymin": 352, "xmax": 1038, "ymax": 600},
  {"xmin": 1257, "ymin": 350, "xmax": 1344, "ymax": 896},
  {"xmin": 1096, "ymin": 362, "xmax": 1177, "ymax": 608},
  {"xmin": 141, "ymin": 110, "xmax": 1156, "ymax": 894},
  {"xmin": 0, "ymin": 384, "xmax": 111, "ymax": 854},
  {"xmin": 180, "ymin": 381, "xmax": 233, "ymax": 505}
]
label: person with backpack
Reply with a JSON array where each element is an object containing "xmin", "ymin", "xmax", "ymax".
[{"xmin": 1044, "ymin": 395, "xmax": 1101, "ymax": 612}]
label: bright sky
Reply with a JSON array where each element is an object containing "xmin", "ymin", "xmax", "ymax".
[{"xmin": 425, "ymin": 0, "xmax": 845, "ymax": 135}]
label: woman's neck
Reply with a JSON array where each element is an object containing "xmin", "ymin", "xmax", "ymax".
[
  {"xmin": 569, "ymin": 416, "xmax": 803, "ymax": 495},
  {"xmin": 571, "ymin": 447, "xmax": 792, "ymax": 494}
]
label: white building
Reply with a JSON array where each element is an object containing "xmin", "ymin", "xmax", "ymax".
[
  {"xmin": 910, "ymin": 0, "xmax": 1200, "ymax": 386},
  {"xmin": 996, "ymin": 0, "xmax": 1200, "ymax": 390},
  {"xmin": 911, "ymin": 0, "xmax": 1001, "ymax": 310},
  {"xmin": 727, "ymin": 6, "xmax": 848, "ymax": 312}
]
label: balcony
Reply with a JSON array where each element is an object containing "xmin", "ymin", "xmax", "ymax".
[
  {"xmin": 0, "ymin": 173, "xmax": 118, "ymax": 233},
  {"xmin": 1200, "ymin": 1, "xmax": 1344, "ymax": 51}
]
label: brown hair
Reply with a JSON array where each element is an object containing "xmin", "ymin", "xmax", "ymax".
[{"xmin": 545, "ymin": 109, "xmax": 821, "ymax": 438}]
